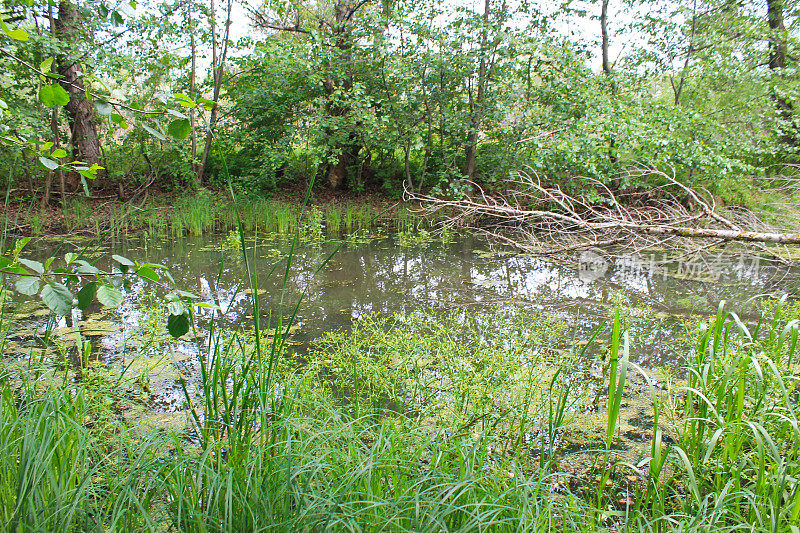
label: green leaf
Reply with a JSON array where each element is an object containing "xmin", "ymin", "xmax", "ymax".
[
  {"xmin": 111, "ymin": 10, "xmax": 124, "ymax": 26},
  {"xmin": 15, "ymin": 276, "xmax": 40, "ymax": 296},
  {"xmin": 176, "ymin": 290, "xmax": 199, "ymax": 299},
  {"xmin": 174, "ymin": 93, "xmax": 197, "ymax": 108},
  {"xmin": 38, "ymin": 85, "xmax": 55, "ymax": 106},
  {"xmin": 79, "ymin": 174, "xmax": 91, "ymax": 197},
  {"xmin": 39, "ymin": 85, "xmax": 69, "ymax": 107},
  {"xmin": 78, "ymin": 169, "xmax": 97, "ymax": 181},
  {"xmin": 142, "ymin": 124, "xmax": 166, "ymax": 140},
  {"xmin": 136, "ymin": 265, "xmax": 159, "ymax": 283},
  {"xmin": 110, "ymin": 113, "xmax": 129, "ymax": 129},
  {"xmin": 167, "ymin": 119, "xmax": 191, "ymax": 140},
  {"xmin": 167, "ymin": 312, "xmax": 190, "ymax": 339},
  {"xmin": 74, "ymin": 259, "xmax": 100, "ymax": 274},
  {"xmin": 51, "ymin": 84, "xmax": 70, "ymax": 106},
  {"xmin": 96, "ymin": 285, "xmax": 123, "ymax": 308},
  {"xmin": 166, "ymin": 109, "xmax": 188, "ymax": 119},
  {"xmin": 51, "ymin": 148, "xmax": 68, "ymax": 159},
  {"xmin": 1, "ymin": 20, "xmax": 29, "ymax": 41},
  {"xmin": 18, "ymin": 258, "xmax": 44, "ymax": 274},
  {"xmin": 94, "ymin": 100, "xmax": 113, "ymax": 116},
  {"xmin": 0, "ymin": 98, "xmax": 7, "ymax": 110},
  {"xmin": 76, "ymin": 282, "xmax": 98, "ymax": 310},
  {"xmin": 38, "ymin": 157, "xmax": 59, "ymax": 171},
  {"xmin": 112, "ymin": 254, "xmax": 135, "ymax": 266},
  {"xmin": 40, "ymin": 57, "xmax": 54, "ymax": 73},
  {"xmin": 197, "ymin": 97, "xmax": 215, "ymax": 110},
  {"xmin": 167, "ymin": 300, "xmax": 185, "ymax": 315},
  {"xmin": 41, "ymin": 282, "xmax": 74, "ymax": 316},
  {"xmin": 0, "ymin": 256, "xmax": 11, "ymax": 269}
]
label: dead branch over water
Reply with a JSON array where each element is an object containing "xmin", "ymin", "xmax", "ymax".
[{"xmin": 407, "ymin": 167, "xmax": 800, "ymax": 257}]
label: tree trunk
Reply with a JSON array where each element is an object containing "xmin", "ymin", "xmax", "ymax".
[
  {"xmin": 196, "ymin": 0, "xmax": 232, "ymax": 186},
  {"xmin": 640, "ymin": 225, "xmax": 800, "ymax": 244},
  {"xmin": 48, "ymin": 5, "xmax": 65, "ymax": 204},
  {"xmin": 464, "ymin": 0, "xmax": 490, "ymax": 181},
  {"xmin": 767, "ymin": 0, "xmax": 796, "ymax": 148},
  {"xmin": 321, "ymin": 2, "xmax": 362, "ymax": 191},
  {"xmin": 55, "ymin": 1, "xmax": 103, "ymax": 184},
  {"xmin": 670, "ymin": 0, "xmax": 697, "ymax": 107},
  {"xmin": 253, "ymin": 1, "xmax": 373, "ymax": 191},
  {"xmin": 600, "ymin": 0, "xmax": 611, "ymax": 76},
  {"xmin": 768, "ymin": 0, "xmax": 787, "ymax": 70},
  {"xmin": 188, "ymin": 1, "xmax": 198, "ymax": 177},
  {"xmin": 600, "ymin": 0, "xmax": 618, "ymax": 170}
]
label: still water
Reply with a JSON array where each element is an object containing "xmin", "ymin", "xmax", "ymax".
[{"xmin": 5, "ymin": 231, "xmax": 799, "ymax": 372}]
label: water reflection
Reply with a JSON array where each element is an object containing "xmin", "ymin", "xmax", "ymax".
[{"xmin": 9, "ymin": 233, "xmax": 800, "ymax": 368}]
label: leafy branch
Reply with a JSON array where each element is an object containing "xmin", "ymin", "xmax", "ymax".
[{"xmin": 0, "ymin": 238, "xmax": 214, "ymax": 339}]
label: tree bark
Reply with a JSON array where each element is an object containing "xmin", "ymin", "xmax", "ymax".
[
  {"xmin": 464, "ymin": 0, "xmax": 490, "ymax": 181},
  {"xmin": 600, "ymin": 0, "xmax": 618, "ymax": 169},
  {"xmin": 188, "ymin": 1, "xmax": 198, "ymax": 177},
  {"xmin": 48, "ymin": 5, "xmax": 66, "ymax": 204},
  {"xmin": 670, "ymin": 0, "xmax": 697, "ymax": 106},
  {"xmin": 767, "ymin": 0, "xmax": 796, "ymax": 148},
  {"xmin": 639, "ymin": 226, "xmax": 800, "ymax": 244},
  {"xmin": 55, "ymin": 1, "xmax": 103, "ymax": 184},
  {"xmin": 196, "ymin": 0, "xmax": 232, "ymax": 186},
  {"xmin": 768, "ymin": 0, "xmax": 787, "ymax": 70},
  {"xmin": 600, "ymin": 0, "xmax": 611, "ymax": 76}
]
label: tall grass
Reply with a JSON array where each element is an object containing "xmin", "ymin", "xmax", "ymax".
[
  {"xmin": 325, "ymin": 202, "xmax": 343, "ymax": 235},
  {"xmin": 0, "ymin": 372, "xmax": 166, "ymax": 531},
  {"xmin": 178, "ymin": 191, "xmax": 216, "ymax": 236}
]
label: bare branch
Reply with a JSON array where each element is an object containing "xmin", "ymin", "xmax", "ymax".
[
  {"xmin": 345, "ymin": 0, "xmax": 373, "ymax": 22},
  {"xmin": 406, "ymin": 167, "xmax": 800, "ymax": 255}
]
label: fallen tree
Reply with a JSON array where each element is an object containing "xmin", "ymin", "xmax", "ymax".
[{"xmin": 406, "ymin": 166, "xmax": 800, "ymax": 258}]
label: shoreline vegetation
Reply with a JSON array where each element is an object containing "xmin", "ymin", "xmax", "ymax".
[
  {"xmin": 1, "ymin": 185, "xmax": 799, "ymax": 531},
  {"xmin": 1, "ymin": 269, "xmax": 799, "ymax": 530},
  {"xmin": 0, "ymin": 188, "xmax": 414, "ymax": 239}
]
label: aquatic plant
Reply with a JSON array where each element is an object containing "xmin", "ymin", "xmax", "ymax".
[
  {"xmin": 177, "ymin": 191, "xmax": 216, "ymax": 236},
  {"xmin": 304, "ymin": 207, "xmax": 324, "ymax": 242},
  {"xmin": 344, "ymin": 203, "xmax": 358, "ymax": 232},
  {"xmin": 61, "ymin": 198, "xmax": 92, "ymax": 233},
  {"xmin": 325, "ymin": 202, "xmax": 342, "ymax": 235}
]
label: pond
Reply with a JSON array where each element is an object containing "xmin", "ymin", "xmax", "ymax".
[{"xmin": 4, "ymin": 231, "xmax": 798, "ymax": 371}]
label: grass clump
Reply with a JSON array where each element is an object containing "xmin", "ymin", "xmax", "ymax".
[
  {"xmin": 177, "ymin": 190, "xmax": 217, "ymax": 236},
  {"xmin": 325, "ymin": 202, "xmax": 343, "ymax": 235}
]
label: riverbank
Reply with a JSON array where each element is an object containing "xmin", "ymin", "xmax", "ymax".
[{"xmin": 0, "ymin": 186, "xmax": 410, "ymax": 239}]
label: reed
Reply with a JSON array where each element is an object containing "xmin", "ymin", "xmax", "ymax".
[
  {"xmin": 325, "ymin": 202, "xmax": 342, "ymax": 235},
  {"xmin": 177, "ymin": 192, "xmax": 215, "ymax": 236},
  {"xmin": 357, "ymin": 204, "xmax": 372, "ymax": 229},
  {"xmin": 344, "ymin": 203, "xmax": 358, "ymax": 232}
]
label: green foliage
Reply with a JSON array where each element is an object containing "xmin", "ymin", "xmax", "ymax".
[
  {"xmin": 177, "ymin": 190, "xmax": 216, "ymax": 236},
  {"xmin": 2, "ymin": 0, "xmax": 799, "ymax": 208}
]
